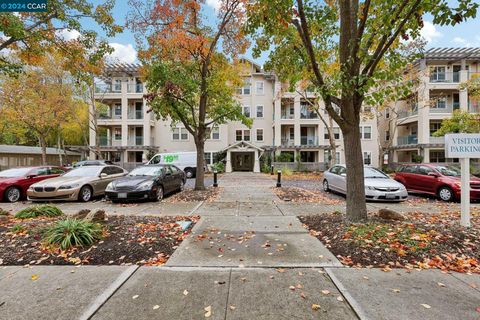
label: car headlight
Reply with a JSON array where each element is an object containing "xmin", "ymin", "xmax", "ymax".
[
  {"xmin": 106, "ymin": 182, "xmax": 115, "ymax": 191},
  {"xmin": 365, "ymin": 186, "xmax": 376, "ymax": 190},
  {"xmin": 136, "ymin": 181, "xmax": 154, "ymax": 191},
  {"xmin": 59, "ymin": 184, "xmax": 79, "ymax": 190}
]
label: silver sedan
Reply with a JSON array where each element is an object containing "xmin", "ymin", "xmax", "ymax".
[{"xmin": 323, "ymin": 165, "xmax": 408, "ymax": 202}]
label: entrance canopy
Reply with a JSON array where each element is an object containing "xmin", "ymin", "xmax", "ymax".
[{"xmin": 221, "ymin": 141, "xmax": 264, "ymax": 173}]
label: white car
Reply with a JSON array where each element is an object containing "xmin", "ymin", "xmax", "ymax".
[
  {"xmin": 147, "ymin": 152, "xmax": 199, "ymax": 178},
  {"xmin": 323, "ymin": 165, "xmax": 408, "ymax": 202}
]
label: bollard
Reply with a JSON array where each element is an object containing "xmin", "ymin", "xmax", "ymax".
[
  {"xmin": 270, "ymin": 165, "xmax": 274, "ymax": 175},
  {"xmin": 276, "ymin": 170, "xmax": 282, "ymax": 188},
  {"xmin": 213, "ymin": 170, "xmax": 218, "ymax": 187}
]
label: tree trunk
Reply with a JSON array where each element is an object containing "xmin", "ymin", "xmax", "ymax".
[
  {"xmin": 327, "ymin": 116, "xmax": 336, "ymax": 167},
  {"xmin": 57, "ymin": 134, "xmax": 63, "ymax": 165},
  {"xmin": 194, "ymin": 135, "xmax": 206, "ymax": 191},
  {"xmin": 342, "ymin": 122, "xmax": 368, "ymax": 222},
  {"xmin": 39, "ymin": 136, "xmax": 47, "ymax": 165}
]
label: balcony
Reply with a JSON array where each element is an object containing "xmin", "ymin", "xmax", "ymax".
[
  {"xmin": 127, "ymin": 83, "xmax": 144, "ymax": 94},
  {"xmin": 429, "ymin": 105, "xmax": 453, "ymax": 114},
  {"xmin": 429, "ymin": 72, "xmax": 460, "ymax": 83},
  {"xmin": 128, "ymin": 136, "xmax": 144, "ymax": 146},
  {"xmin": 281, "ymin": 109, "xmax": 295, "ymax": 119},
  {"xmin": 300, "ymin": 109, "xmax": 318, "ymax": 119},
  {"xmin": 95, "ymin": 84, "xmax": 121, "ymax": 94},
  {"xmin": 397, "ymin": 109, "xmax": 418, "ymax": 119},
  {"xmin": 98, "ymin": 113, "xmax": 122, "ymax": 120},
  {"xmin": 281, "ymin": 139, "xmax": 295, "ymax": 147},
  {"xmin": 429, "ymin": 136, "xmax": 445, "ymax": 144},
  {"xmin": 300, "ymin": 136, "xmax": 318, "ymax": 146},
  {"xmin": 397, "ymin": 135, "xmax": 418, "ymax": 146},
  {"xmin": 128, "ymin": 110, "xmax": 144, "ymax": 120}
]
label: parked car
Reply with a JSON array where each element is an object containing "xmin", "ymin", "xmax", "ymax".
[
  {"xmin": 323, "ymin": 165, "xmax": 408, "ymax": 201},
  {"xmin": 105, "ymin": 164, "xmax": 185, "ymax": 202},
  {"xmin": 73, "ymin": 160, "xmax": 114, "ymax": 168},
  {"xmin": 394, "ymin": 164, "xmax": 480, "ymax": 202},
  {"xmin": 147, "ymin": 152, "xmax": 199, "ymax": 178},
  {"xmin": 27, "ymin": 165, "xmax": 127, "ymax": 202},
  {"xmin": 0, "ymin": 166, "xmax": 66, "ymax": 203}
]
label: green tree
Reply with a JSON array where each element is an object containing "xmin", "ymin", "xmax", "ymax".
[
  {"xmin": 246, "ymin": 0, "xmax": 477, "ymax": 221},
  {"xmin": 0, "ymin": 0, "xmax": 122, "ymax": 75},
  {"xmin": 433, "ymin": 110, "xmax": 480, "ymax": 136},
  {"xmin": 128, "ymin": 0, "xmax": 251, "ymax": 190}
]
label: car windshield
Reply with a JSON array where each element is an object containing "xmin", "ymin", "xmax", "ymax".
[
  {"xmin": 0, "ymin": 168, "xmax": 32, "ymax": 177},
  {"xmin": 364, "ymin": 167, "xmax": 389, "ymax": 179},
  {"xmin": 63, "ymin": 166, "xmax": 101, "ymax": 177},
  {"xmin": 435, "ymin": 165, "xmax": 461, "ymax": 177},
  {"xmin": 129, "ymin": 166, "xmax": 164, "ymax": 177}
]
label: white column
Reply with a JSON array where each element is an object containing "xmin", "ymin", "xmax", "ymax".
[
  {"xmin": 253, "ymin": 150, "xmax": 260, "ymax": 172},
  {"xmin": 460, "ymin": 157, "xmax": 471, "ymax": 227},
  {"xmin": 121, "ymin": 80, "xmax": 129, "ymax": 147},
  {"xmin": 226, "ymin": 150, "xmax": 232, "ymax": 172},
  {"xmin": 274, "ymin": 81, "xmax": 282, "ymax": 147},
  {"xmin": 294, "ymin": 95, "xmax": 301, "ymax": 146}
]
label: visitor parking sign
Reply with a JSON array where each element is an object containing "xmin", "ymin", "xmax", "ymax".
[{"xmin": 445, "ymin": 133, "xmax": 480, "ymax": 158}]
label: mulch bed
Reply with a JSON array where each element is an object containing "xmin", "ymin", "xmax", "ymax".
[
  {"xmin": 165, "ymin": 187, "xmax": 221, "ymax": 203},
  {"xmin": 300, "ymin": 208, "xmax": 480, "ymax": 273},
  {"xmin": 282, "ymin": 172, "xmax": 324, "ymax": 181},
  {"xmin": 273, "ymin": 186, "xmax": 343, "ymax": 204},
  {"xmin": 0, "ymin": 215, "xmax": 198, "ymax": 266}
]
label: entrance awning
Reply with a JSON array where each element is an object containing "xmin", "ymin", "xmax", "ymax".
[{"xmin": 220, "ymin": 141, "xmax": 264, "ymax": 153}]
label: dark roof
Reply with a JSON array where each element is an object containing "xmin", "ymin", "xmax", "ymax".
[
  {"xmin": 424, "ymin": 48, "xmax": 480, "ymax": 60},
  {"xmin": 0, "ymin": 145, "xmax": 80, "ymax": 156}
]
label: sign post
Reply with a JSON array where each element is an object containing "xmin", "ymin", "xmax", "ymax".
[{"xmin": 445, "ymin": 133, "xmax": 480, "ymax": 227}]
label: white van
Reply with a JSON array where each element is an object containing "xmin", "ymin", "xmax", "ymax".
[{"xmin": 147, "ymin": 152, "xmax": 198, "ymax": 178}]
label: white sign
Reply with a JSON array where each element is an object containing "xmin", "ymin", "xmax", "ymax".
[
  {"xmin": 445, "ymin": 133, "xmax": 480, "ymax": 158},
  {"xmin": 444, "ymin": 133, "xmax": 479, "ymax": 228}
]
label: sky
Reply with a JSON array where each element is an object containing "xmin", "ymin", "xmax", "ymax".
[{"xmin": 80, "ymin": 0, "xmax": 480, "ymax": 66}]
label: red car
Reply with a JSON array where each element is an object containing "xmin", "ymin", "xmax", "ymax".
[
  {"xmin": 394, "ymin": 164, "xmax": 480, "ymax": 202},
  {"xmin": 0, "ymin": 166, "xmax": 66, "ymax": 202}
]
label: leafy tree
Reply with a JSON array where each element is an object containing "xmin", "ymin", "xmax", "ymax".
[
  {"xmin": 433, "ymin": 110, "xmax": 480, "ymax": 136},
  {"xmin": 0, "ymin": 55, "xmax": 84, "ymax": 164},
  {"xmin": 0, "ymin": 0, "xmax": 122, "ymax": 75},
  {"xmin": 246, "ymin": 0, "xmax": 478, "ymax": 221},
  {"xmin": 128, "ymin": 0, "xmax": 251, "ymax": 190}
]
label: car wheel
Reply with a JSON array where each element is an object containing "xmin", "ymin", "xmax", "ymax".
[
  {"xmin": 153, "ymin": 186, "xmax": 164, "ymax": 202},
  {"xmin": 438, "ymin": 186, "xmax": 454, "ymax": 202},
  {"xmin": 5, "ymin": 187, "xmax": 21, "ymax": 203},
  {"xmin": 179, "ymin": 180, "xmax": 185, "ymax": 192},
  {"xmin": 78, "ymin": 186, "xmax": 93, "ymax": 202},
  {"xmin": 184, "ymin": 168, "xmax": 194, "ymax": 179},
  {"xmin": 323, "ymin": 179, "xmax": 330, "ymax": 192}
]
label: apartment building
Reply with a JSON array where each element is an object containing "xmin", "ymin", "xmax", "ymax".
[
  {"xmin": 90, "ymin": 59, "xmax": 380, "ymax": 172},
  {"xmin": 386, "ymin": 48, "xmax": 480, "ymax": 164}
]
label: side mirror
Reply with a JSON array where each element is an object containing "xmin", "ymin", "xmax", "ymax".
[
  {"xmin": 340, "ymin": 173, "xmax": 347, "ymax": 177},
  {"xmin": 100, "ymin": 173, "xmax": 108, "ymax": 178},
  {"xmin": 428, "ymin": 172, "xmax": 439, "ymax": 177}
]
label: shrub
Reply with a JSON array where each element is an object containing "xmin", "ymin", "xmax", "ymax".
[
  {"xmin": 10, "ymin": 224, "xmax": 25, "ymax": 233},
  {"xmin": 281, "ymin": 167, "xmax": 293, "ymax": 176},
  {"xmin": 15, "ymin": 205, "xmax": 64, "ymax": 219},
  {"xmin": 211, "ymin": 161, "xmax": 225, "ymax": 173},
  {"xmin": 0, "ymin": 208, "xmax": 9, "ymax": 216},
  {"xmin": 42, "ymin": 218, "xmax": 103, "ymax": 250}
]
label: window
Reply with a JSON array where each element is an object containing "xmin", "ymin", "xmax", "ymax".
[
  {"xmin": 360, "ymin": 126, "xmax": 372, "ymax": 139},
  {"xmin": 430, "ymin": 66, "xmax": 446, "ymax": 82},
  {"xmin": 256, "ymin": 129, "xmax": 264, "ymax": 141},
  {"xmin": 363, "ymin": 105, "xmax": 372, "ymax": 113},
  {"xmin": 363, "ymin": 151, "xmax": 372, "ymax": 165},
  {"xmin": 204, "ymin": 152, "xmax": 212, "ymax": 165},
  {"xmin": 49, "ymin": 167, "xmax": 65, "ymax": 175},
  {"xmin": 430, "ymin": 122, "xmax": 442, "ymax": 136},
  {"xmin": 172, "ymin": 127, "xmax": 188, "ymax": 140},
  {"xmin": 237, "ymin": 78, "xmax": 251, "ymax": 95},
  {"xmin": 325, "ymin": 127, "xmax": 340, "ymax": 140},
  {"xmin": 417, "ymin": 165, "xmax": 434, "ymax": 175},
  {"xmin": 236, "ymin": 130, "xmax": 242, "ymax": 141},
  {"xmin": 433, "ymin": 97, "xmax": 446, "ymax": 109},
  {"xmin": 110, "ymin": 166, "xmax": 125, "ymax": 174},
  {"xmin": 114, "ymin": 128, "xmax": 122, "ymax": 140},
  {"xmin": 114, "ymin": 105, "xmax": 122, "ymax": 116},
  {"xmin": 243, "ymin": 105, "xmax": 251, "ymax": 118},
  {"xmin": 34, "ymin": 168, "xmax": 50, "ymax": 176},
  {"xmin": 114, "ymin": 79, "xmax": 121, "ymax": 91},
  {"xmin": 256, "ymin": 105, "xmax": 264, "ymax": 118},
  {"xmin": 244, "ymin": 130, "xmax": 251, "ymax": 141},
  {"xmin": 211, "ymin": 126, "xmax": 220, "ymax": 140},
  {"xmin": 255, "ymin": 81, "xmax": 264, "ymax": 95},
  {"xmin": 324, "ymin": 150, "xmax": 341, "ymax": 164},
  {"xmin": 289, "ymin": 127, "xmax": 294, "ymax": 140},
  {"xmin": 385, "ymin": 130, "xmax": 390, "ymax": 141},
  {"xmin": 430, "ymin": 151, "xmax": 446, "ymax": 163}
]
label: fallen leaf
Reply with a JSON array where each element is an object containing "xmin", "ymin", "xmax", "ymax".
[
  {"xmin": 229, "ymin": 305, "xmax": 236, "ymax": 310},
  {"xmin": 31, "ymin": 274, "xmax": 38, "ymax": 281},
  {"xmin": 476, "ymin": 306, "xmax": 480, "ymax": 313},
  {"xmin": 183, "ymin": 290, "xmax": 189, "ymax": 296},
  {"xmin": 337, "ymin": 296, "xmax": 344, "ymax": 302},
  {"xmin": 289, "ymin": 285, "xmax": 296, "ymax": 290},
  {"xmin": 421, "ymin": 304, "xmax": 431, "ymax": 309},
  {"xmin": 153, "ymin": 305, "xmax": 160, "ymax": 310},
  {"xmin": 311, "ymin": 304, "xmax": 321, "ymax": 311},
  {"xmin": 437, "ymin": 282, "xmax": 445, "ymax": 287},
  {"xmin": 363, "ymin": 276, "xmax": 369, "ymax": 280},
  {"xmin": 321, "ymin": 290, "xmax": 330, "ymax": 295},
  {"xmin": 300, "ymin": 292, "xmax": 307, "ymax": 299},
  {"xmin": 276, "ymin": 268, "xmax": 285, "ymax": 273},
  {"xmin": 391, "ymin": 289, "xmax": 401, "ymax": 293},
  {"xmin": 204, "ymin": 305, "xmax": 212, "ymax": 318},
  {"xmin": 132, "ymin": 295, "xmax": 139, "ymax": 299}
]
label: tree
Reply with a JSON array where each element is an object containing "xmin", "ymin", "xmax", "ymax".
[
  {"xmin": 128, "ymin": 0, "xmax": 251, "ymax": 190},
  {"xmin": 246, "ymin": 0, "xmax": 478, "ymax": 221},
  {"xmin": 433, "ymin": 110, "xmax": 480, "ymax": 136},
  {"xmin": 0, "ymin": 0, "xmax": 122, "ymax": 75},
  {"xmin": 0, "ymin": 55, "xmax": 82, "ymax": 164}
]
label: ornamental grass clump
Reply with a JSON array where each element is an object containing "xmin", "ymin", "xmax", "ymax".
[
  {"xmin": 15, "ymin": 205, "xmax": 64, "ymax": 219},
  {"xmin": 42, "ymin": 218, "xmax": 103, "ymax": 250}
]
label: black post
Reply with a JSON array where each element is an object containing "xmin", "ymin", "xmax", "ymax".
[
  {"xmin": 213, "ymin": 170, "xmax": 218, "ymax": 187},
  {"xmin": 270, "ymin": 165, "xmax": 274, "ymax": 175},
  {"xmin": 276, "ymin": 170, "xmax": 282, "ymax": 188}
]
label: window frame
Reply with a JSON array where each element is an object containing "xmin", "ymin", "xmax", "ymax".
[
  {"xmin": 256, "ymin": 128, "xmax": 264, "ymax": 142},
  {"xmin": 256, "ymin": 105, "xmax": 264, "ymax": 118},
  {"xmin": 255, "ymin": 81, "xmax": 264, "ymax": 95}
]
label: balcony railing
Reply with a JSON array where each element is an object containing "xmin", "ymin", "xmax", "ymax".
[
  {"xmin": 98, "ymin": 113, "xmax": 122, "ymax": 120},
  {"xmin": 429, "ymin": 72, "xmax": 460, "ymax": 83},
  {"xmin": 397, "ymin": 135, "xmax": 418, "ymax": 146},
  {"xmin": 397, "ymin": 109, "xmax": 418, "ymax": 119},
  {"xmin": 95, "ymin": 84, "xmax": 121, "ymax": 94},
  {"xmin": 300, "ymin": 110, "xmax": 318, "ymax": 119},
  {"xmin": 127, "ymin": 83, "xmax": 144, "ymax": 93},
  {"xmin": 281, "ymin": 110, "xmax": 295, "ymax": 119},
  {"xmin": 128, "ymin": 110, "xmax": 144, "ymax": 120},
  {"xmin": 128, "ymin": 136, "xmax": 144, "ymax": 146},
  {"xmin": 281, "ymin": 139, "xmax": 295, "ymax": 147},
  {"xmin": 300, "ymin": 136, "xmax": 318, "ymax": 146},
  {"xmin": 429, "ymin": 136, "xmax": 445, "ymax": 144},
  {"xmin": 429, "ymin": 105, "xmax": 453, "ymax": 113}
]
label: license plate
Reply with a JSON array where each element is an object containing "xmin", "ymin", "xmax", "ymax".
[
  {"xmin": 118, "ymin": 193, "xmax": 127, "ymax": 198},
  {"xmin": 385, "ymin": 194, "xmax": 396, "ymax": 199}
]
